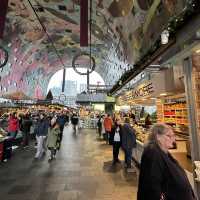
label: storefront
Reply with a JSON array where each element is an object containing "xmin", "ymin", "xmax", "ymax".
[{"xmin": 117, "ymin": 58, "xmax": 200, "ymax": 190}]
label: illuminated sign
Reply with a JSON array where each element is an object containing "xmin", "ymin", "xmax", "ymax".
[
  {"xmin": 120, "ymin": 82, "xmax": 154, "ymax": 102},
  {"xmin": 106, "ymin": 96, "xmax": 115, "ymax": 103},
  {"xmin": 132, "ymin": 82, "xmax": 154, "ymax": 98}
]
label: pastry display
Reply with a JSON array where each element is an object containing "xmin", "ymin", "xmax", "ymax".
[{"xmin": 132, "ymin": 125, "xmax": 149, "ymax": 143}]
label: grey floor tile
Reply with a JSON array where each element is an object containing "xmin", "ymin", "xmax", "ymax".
[{"xmin": 0, "ymin": 127, "xmax": 138, "ymax": 200}]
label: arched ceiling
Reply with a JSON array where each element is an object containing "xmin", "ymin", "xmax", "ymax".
[{"xmin": 0, "ymin": 0, "xmax": 187, "ymax": 99}]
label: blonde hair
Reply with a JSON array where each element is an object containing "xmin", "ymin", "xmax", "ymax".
[{"xmin": 148, "ymin": 123, "xmax": 172, "ymax": 145}]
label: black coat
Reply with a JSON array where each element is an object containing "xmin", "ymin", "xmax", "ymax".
[
  {"xmin": 21, "ymin": 118, "xmax": 32, "ymax": 133},
  {"xmin": 121, "ymin": 123, "xmax": 136, "ymax": 150},
  {"xmin": 71, "ymin": 115, "xmax": 79, "ymax": 125},
  {"xmin": 110, "ymin": 125, "xmax": 122, "ymax": 145},
  {"xmin": 137, "ymin": 143, "xmax": 196, "ymax": 200}
]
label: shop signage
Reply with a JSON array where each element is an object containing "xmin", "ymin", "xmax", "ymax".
[
  {"xmin": 132, "ymin": 82, "xmax": 154, "ymax": 98},
  {"xmin": 120, "ymin": 82, "xmax": 154, "ymax": 103},
  {"xmin": 106, "ymin": 96, "xmax": 115, "ymax": 103}
]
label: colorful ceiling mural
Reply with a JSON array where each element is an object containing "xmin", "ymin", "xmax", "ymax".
[{"xmin": 0, "ymin": 0, "xmax": 188, "ymax": 99}]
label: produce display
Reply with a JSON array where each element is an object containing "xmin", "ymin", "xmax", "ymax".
[
  {"xmin": 163, "ymin": 102, "xmax": 188, "ymax": 125},
  {"xmin": 157, "ymin": 100, "xmax": 189, "ymax": 128},
  {"xmin": 0, "ymin": 127, "xmax": 7, "ymax": 142},
  {"xmin": 0, "ymin": 127, "xmax": 7, "ymax": 136},
  {"xmin": 132, "ymin": 125, "xmax": 149, "ymax": 143}
]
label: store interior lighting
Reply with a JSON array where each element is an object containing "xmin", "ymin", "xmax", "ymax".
[
  {"xmin": 195, "ymin": 49, "xmax": 200, "ymax": 53},
  {"xmin": 160, "ymin": 93, "xmax": 167, "ymax": 96},
  {"xmin": 93, "ymin": 104, "xmax": 105, "ymax": 111}
]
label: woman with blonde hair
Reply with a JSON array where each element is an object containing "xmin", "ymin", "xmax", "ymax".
[{"xmin": 137, "ymin": 123, "xmax": 196, "ymax": 200}]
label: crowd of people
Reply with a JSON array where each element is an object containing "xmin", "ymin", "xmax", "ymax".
[
  {"xmin": 5, "ymin": 110, "xmax": 79, "ymax": 162},
  {"xmin": 97, "ymin": 113, "xmax": 196, "ymax": 200},
  {"xmin": 3, "ymin": 110, "xmax": 197, "ymax": 199},
  {"xmin": 97, "ymin": 113, "xmax": 137, "ymax": 172}
]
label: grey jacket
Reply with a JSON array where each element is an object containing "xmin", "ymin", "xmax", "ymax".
[{"xmin": 121, "ymin": 123, "xmax": 136, "ymax": 150}]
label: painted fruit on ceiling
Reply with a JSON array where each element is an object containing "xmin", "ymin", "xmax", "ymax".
[{"xmin": 0, "ymin": 0, "xmax": 187, "ymax": 99}]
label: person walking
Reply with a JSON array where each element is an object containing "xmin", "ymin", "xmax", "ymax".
[
  {"xmin": 47, "ymin": 117, "xmax": 60, "ymax": 162},
  {"xmin": 144, "ymin": 114, "xmax": 152, "ymax": 129},
  {"xmin": 21, "ymin": 113, "xmax": 32, "ymax": 148},
  {"xmin": 7, "ymin": 112, "xmax": 19, "ymax": 139},
  {"xmin": 121, "ymin": 117, "xmax": 136, "ymax": 172},
  {"xmin": 34, "ymin": 113, "xmax": 49, "ymax": 159},
  {"xmin": 104, "ymin": 114, "xmax": 113, "ymax": 144},
  {"xmin": 71, "ymin": 113, "xmax": 79, "ymax": 133},
  {"xmin": 97, "ymin": 115, "xmax": 103, "ymax": 138},
  {"xmin": 57, "ymin": 112, "xmax": 66, "ymax": 143},
  {"xmin": 110, "ymin": 118, "xmax": 122, "ymax": 165},
  {"xmin": 101, "ymin": 115, "xmax": 106, "ymax": 139},
  {"xmin": 64, "ymin": 112, "xmax": 70, "ymax": 126},
  {"xmin": 137, "ymin": 123, "xmax": 196, "ymax": 200}
]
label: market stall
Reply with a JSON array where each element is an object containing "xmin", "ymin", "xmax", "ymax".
[
  {"xmin": 0, "ymin": 127, "xmax": 13, "ymax": 162},
  {"xmin": 79, "ymin": 106, "xmax": 99, "ymax": 129},
  {"xmin": 117, "ymin": 66, "xmax": 193, "ymax": 172}
]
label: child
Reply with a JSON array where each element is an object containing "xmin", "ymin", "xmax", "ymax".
[{"xmin": 46, "ymin": 118, "xmax": 60, "ymax": 162}]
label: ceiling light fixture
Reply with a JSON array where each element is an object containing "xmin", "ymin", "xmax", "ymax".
[{"xmin": 160, "ymin": 93, "xmax": 167, "ymax": 96}]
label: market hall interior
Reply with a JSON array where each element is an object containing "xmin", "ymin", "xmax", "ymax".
[{"xmin": 0, "ymin": 0, "xmax": 200, "ymax": 200}]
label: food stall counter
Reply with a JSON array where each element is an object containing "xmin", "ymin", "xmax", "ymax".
[{"xmin": 131, "ymin": 125, "xmax": 149, "ymax": 164}]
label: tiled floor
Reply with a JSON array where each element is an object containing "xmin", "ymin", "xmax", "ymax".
[{"xmin": 0, "ymin": 126, "xmax": 138, "ymax": 200}]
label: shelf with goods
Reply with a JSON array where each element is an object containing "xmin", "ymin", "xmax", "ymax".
[
  {"xmin": 162, "ymin": 101, "xmax": 188, "ymax": 126},
  {"xmin": 156, "ymin": 100, "xmax": 164, "ymax": 123},
  {"xmin": 156, "ymin": 99, "xmax": 189, "ymax": 128},
  {"xmin": 132, "ymin": 125, "xmax": 149, "ymax": 144}
]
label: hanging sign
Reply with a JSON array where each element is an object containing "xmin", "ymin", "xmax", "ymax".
[
  {"xmin": 120, "ymin": 81, "xmax": 155, "ymax": 103},
  {"xmin": 132, "ymin": 82, "xmax": 154, "ymax": 98}
]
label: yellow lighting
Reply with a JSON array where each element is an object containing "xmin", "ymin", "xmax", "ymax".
[
  {"xmin": 160, "ymin": 93, "xmax": 167, "ymax": 96},
  {"xmin": 196, "ymin": 49, "xmax": 200, "ymax": 54},
  {"xmin": 122, "ymin": 10, "xmax": 125, "ymax": 16},
  {"xmin": 115, "ymin": 105, "xmax": 121, "ymax": 111},
  {"xmin": 93, "ymin": 104, "xmax": 105, "ymax": 111}
]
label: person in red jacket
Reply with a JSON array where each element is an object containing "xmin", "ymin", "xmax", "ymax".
[
  {"xmin": 7, "ymin": 112, "xmax": 19, "ymax": 138},
  {"xmin": 104, "ymin": 114, "xmax": 113, "ymax": 144}
]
